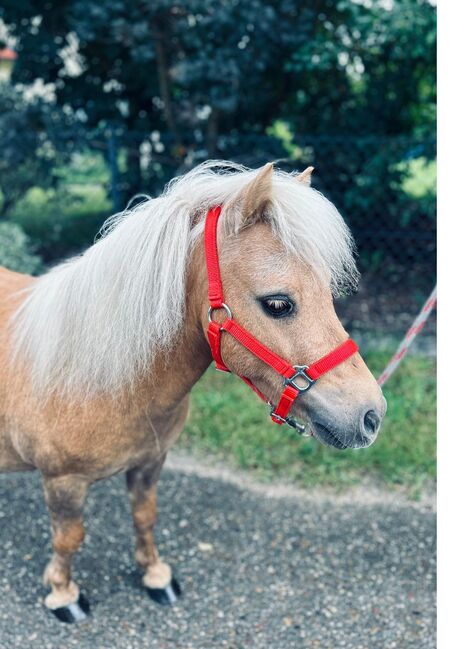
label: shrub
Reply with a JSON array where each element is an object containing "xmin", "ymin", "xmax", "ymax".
[
  {"xmin": 0, "ymin": 221, "xmax": 43, "ymax": 275},
  {"xmin": 10, "ymin": 185, "xmax": 111, "ymax": 262}
]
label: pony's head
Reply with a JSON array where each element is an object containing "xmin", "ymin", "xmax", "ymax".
[{"xmin": 194, "ymin": 163, "xmax": 386, "ymax": 449}]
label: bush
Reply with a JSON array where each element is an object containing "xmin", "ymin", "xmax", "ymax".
[
  {"xmin": 0, "ymin": 222, "xmax": 43, "ymax": 275},
  {"xmin": 0, "ymin": 84, "xmax": 74, "ymax": 219},
  {"xmin": 10, "ymin": 185, "xmax": 111, "ymax": 262}
]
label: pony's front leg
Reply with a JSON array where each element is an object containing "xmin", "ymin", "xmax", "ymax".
[
  {"xmin": 126, "ymin": 458, "xmax": 181, "ymax": 606},
  {"xmin": 42, "ymin": 474, "xmax": 90, "ymax": 623}
]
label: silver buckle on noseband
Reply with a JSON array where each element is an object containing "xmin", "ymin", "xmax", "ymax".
[{"xmin": 284, "ymin": 365, "xmax": 317, "ymax": 393}]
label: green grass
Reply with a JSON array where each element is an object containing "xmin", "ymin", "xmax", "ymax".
[{"xmin": 180, "ymin": 350, "xmax": 436, "ymax": 492}]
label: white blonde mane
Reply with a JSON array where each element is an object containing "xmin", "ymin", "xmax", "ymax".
[{"xmin": 12, "ymin": 160, "xmax": 358, "ymax": 396}]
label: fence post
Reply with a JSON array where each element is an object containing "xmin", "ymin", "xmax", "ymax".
[{"xmin": 107, "ymin": 125, "xmax": 121, "ymax": 213}]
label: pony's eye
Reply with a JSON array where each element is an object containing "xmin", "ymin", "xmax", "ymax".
[{"xmin": 259, "ymin": 295, "xmax": 295, "ymax": 319}]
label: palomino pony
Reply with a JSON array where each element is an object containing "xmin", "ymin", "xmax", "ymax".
[{"xmin": 0, "ymin": 161, "xmax": 386, "ymax": 622}]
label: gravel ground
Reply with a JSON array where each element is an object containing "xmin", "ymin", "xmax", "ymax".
[{"xmin": 0, "ymin": 456, "xmax": 436, "ymax": 649}]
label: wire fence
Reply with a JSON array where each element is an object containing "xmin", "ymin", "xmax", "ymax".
[{"xmin": 48, "ymin": 127, "xmax": 437, "ymax": 345}]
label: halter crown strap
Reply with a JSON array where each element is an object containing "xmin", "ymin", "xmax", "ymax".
[
  {"xmin": 205, "ymin": 206, "xmax": 225, "ymax": 308},
  {"xmin": 204, "ymin": 204, "xmax": 359, "ymax": 433}
]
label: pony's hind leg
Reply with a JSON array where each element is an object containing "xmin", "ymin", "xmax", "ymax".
[
  {"xmin": 42, "ymin": 474, "xmax": 90, "ymax": 622},
  {"xmin": 126, "ymin": 457, "xmax": 181, "ymax": 605}
]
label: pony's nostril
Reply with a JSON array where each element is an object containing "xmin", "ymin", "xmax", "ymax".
[{"xmin": 363, "ymin": 410, "xmax": 381, "ymax": 436}]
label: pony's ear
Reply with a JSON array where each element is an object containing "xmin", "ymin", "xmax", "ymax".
[
  {"xmin": 297, "ymin": 166, "xmax": 314, "ymax": 186},
  {"xmin": 232, "ymin": 162, "xmax": 274, "ymax": 227}
]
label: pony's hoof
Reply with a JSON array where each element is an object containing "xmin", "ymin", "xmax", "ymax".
[
  {"xmin": 49, "ymin": 593, "xmax": 90, "ymax": 623},
  {"xmin": 146, "ymin": 577, "xmax": 181, "ymax": 606}
]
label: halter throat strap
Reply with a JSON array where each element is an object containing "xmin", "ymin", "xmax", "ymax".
[{"xmin": 204, "ymin": 205, "xmax": 359, "ymax": 434}]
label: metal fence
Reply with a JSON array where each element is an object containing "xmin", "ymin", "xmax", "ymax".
[{"xmin": 56, "ymin": 128, "xmax": 437, "ymax": 343}]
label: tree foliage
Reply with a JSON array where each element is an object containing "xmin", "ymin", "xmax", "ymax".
[
  {"xmin": 0, "ymin": 221, "xmax": 43, "ymax": 273},
  {"xmin": 1, "ymin": 0, "xmax": 436, "ymax": 200},
  {"xmin": 0, "ymin": 84, "xmax": 74, "ymax": 216}
]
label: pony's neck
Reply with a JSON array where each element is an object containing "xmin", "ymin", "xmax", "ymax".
[{"xmin": 144, "ymin": 240, "xmax": 213, "ymax": 409}]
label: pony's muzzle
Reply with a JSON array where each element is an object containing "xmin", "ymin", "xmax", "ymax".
[{"xmin": 305, "ymin": 393, "xmax": 387, "ymax": 450}]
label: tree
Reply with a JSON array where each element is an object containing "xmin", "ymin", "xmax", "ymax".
[
  {"xmin": 1, "ymin": 0, "xmax": 435, "ymax": 202},
  {"xmin": 0, "ymin": 83, "xmax": 74, "ymax": 217}
]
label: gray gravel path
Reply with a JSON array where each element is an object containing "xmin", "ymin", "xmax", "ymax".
[{"xmin": 0, "ymin": 458, "xmax": 435, "ymax": 649}]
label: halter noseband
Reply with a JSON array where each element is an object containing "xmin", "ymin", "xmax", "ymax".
[{"xmin": 204, "ymin": 205, "xmax": 359, "ymax": 435}]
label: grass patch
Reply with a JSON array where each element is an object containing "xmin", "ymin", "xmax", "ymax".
[{"xmin": 181, "ymin": 350, "xmax": 436, "ymax": 491}]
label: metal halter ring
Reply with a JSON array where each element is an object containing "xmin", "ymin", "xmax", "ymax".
[
  {"xmin": 284, "ymin": 365, "xmax": 317, "ymax": 393},
  {"xmin": 208, "ymin": 302, "xmax": 233, "ymax": 323}
]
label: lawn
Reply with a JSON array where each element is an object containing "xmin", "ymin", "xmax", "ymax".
[{"xmin": 180, "ymin": 350, "xmax": 436, "ymax": 493}]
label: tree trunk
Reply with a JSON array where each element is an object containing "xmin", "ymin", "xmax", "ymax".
[
  {"xmin": 206, "ymin": 109, "xmax": 219, "ymax": 158},
  {"xmin": 124, "ymin": 140, "xmax": 143, "ymax": 205},
  {"xmin": 0, "ymin": 193, "xmax": 16, "ymax": 220},
  {"xmin": 151, "ymin": 15, "xmax": 183, "ymax": 156}
]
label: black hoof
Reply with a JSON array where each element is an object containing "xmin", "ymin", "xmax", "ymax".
[
  {"xmin": 146, "ymin": 577, "xmax": 181, "ymax": 606},
  {"xmin": 49, "ymin": 593, "xmax": 90, "ymax": 623}
]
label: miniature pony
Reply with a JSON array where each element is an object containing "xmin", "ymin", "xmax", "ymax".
[{"xmin": 0, "ymin": 162, "xmax": 385, "ymax": 621}]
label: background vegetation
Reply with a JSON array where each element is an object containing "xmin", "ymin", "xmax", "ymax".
[
  {"xmin": 0, "ymin": 0, "xmax": 436, "ymax": 491},
  {"xmin": 183, "ymin": 351, "xmax": 436, "ymax": 493}
]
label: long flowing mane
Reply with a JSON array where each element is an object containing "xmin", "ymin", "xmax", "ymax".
[{"xmin": 11, "ymin": 161, "xmax": 358, "ymax": 397}]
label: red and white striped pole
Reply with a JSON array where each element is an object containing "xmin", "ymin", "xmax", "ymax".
[{"xmin": 378, "ymin": 285, "xmax": 437, "ymax": 387}]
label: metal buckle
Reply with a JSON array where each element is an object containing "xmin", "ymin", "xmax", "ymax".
[
  {"xmin": 270, "ymin": 406, "xmax": 310, "ymax": 437},
  {"xmin": 284, "ymin": 365, "xmax": 317, "ymax": 393},
  {"xmin": 208, "ymin": 303, "xmax": 233, "ymax": 323}
]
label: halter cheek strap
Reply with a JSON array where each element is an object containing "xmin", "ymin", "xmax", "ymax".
[{"xmin": 204, "ymin": 205, "xmax": 359, "ymax": 434}]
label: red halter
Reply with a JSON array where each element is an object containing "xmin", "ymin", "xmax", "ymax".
[{"xmin": 204, "ymin": 205, "xmax": 359, "ymax": 434}]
